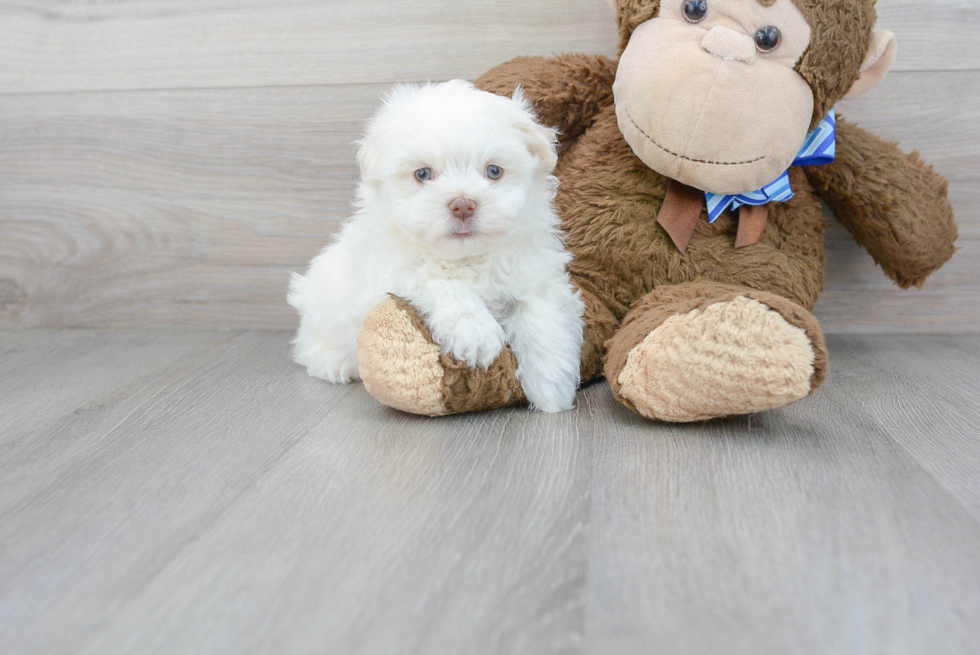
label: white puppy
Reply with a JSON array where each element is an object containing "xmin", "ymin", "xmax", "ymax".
[{"xmin": 288, "ymin": 80, "xmax": 584, "ymax": 412}]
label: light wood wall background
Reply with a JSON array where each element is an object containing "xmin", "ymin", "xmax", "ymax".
[{"xmin": 1, "ymin": 0, "xmax": 977, "ymax": 333}]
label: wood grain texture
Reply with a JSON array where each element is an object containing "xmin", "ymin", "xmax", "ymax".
[
  {"xmin": 583, "ymin": 349, "xmax": 980, "ymax": 655},
  {"xmin": 0, "ymin": 332, "xmax": 356, "ymax": 653},
  {"xmin": 1, "ymin": 330, "xmax": 979, "ymax": 654},
  {"xmin": 0, "ymin": 330, "xmax": 592, "ymax": 655},
  {"xmin": 0, "ymin": 0, "xmax": 621, "ymax": 95},
  {"xmin": 0, "ymin": 84, "xmax": 380, "ymax": 328},
  {"xmin": 1, "ymin": 0, "xmax": 976, "ymax": 96},
  {"xmin": 825, "ymin": 335, "xmax": 980, "ymax": 522},
  {"xmin": 2, "ymin": 72, "xmax": 978, "ymax": 331},
  {"xmin": 0, "ymin": 329, "xmax": 238, "ymax": 441}
]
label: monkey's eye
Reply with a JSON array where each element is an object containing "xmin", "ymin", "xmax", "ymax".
[
  {"xmin": 485, "ymin": 164, "xmax": 504, "ymax": 181},
  {"xmin": 754, "ymin": 26, "xmax": 782, "ymax": 52},
  {"xmin": 415, "ymin": 167, "xmax": 433, "ymax": 183},
  {"xmin": 682, "ymin": 0, "xmax": 708, "ymax": 23}
]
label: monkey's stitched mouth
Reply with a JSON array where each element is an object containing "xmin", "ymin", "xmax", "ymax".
[{"xmin": 625, "ymin": 110, "xmax": 766, "ymax": 166}]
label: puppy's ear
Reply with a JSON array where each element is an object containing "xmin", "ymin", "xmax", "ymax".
[
  {"xmin": 357, "ymin": 83, "xmax": 420, "ymax": 182},
  {"xmin": 518, "ymin": 121, "xmax": 559, "ymax": 174},
  {"xmin": 355, "ymin": 131, "xmax": 385, "ymax": 182},
  {"xmin": 511, "ymin": 87, "xmax": 559, "ymax": 173}
]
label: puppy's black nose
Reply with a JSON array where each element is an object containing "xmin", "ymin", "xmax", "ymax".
[{"xmin": 449, "ymin": 198, "xmax": 477, "ymax": 221}]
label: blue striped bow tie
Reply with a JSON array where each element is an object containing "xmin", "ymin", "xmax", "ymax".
[{"xmin": 705, "ymin": 109, "xmax": 837, "ymax": 222}]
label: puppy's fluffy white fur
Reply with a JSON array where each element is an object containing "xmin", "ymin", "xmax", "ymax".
[{"xmin": 288, "ymin": 80, "xmax": 584, "ymax": 412}]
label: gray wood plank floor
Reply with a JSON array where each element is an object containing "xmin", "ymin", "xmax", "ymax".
[{"xmin": 1, "ymin": 330, "xmax": 979, "ymax": 655}]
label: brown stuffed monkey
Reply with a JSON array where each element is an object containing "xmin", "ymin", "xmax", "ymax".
[{"xmin": 355, "ymin": 0, "xmax": 958, "ymax": 422}]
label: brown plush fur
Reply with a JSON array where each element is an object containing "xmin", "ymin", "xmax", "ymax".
[
  {"xmin": 358, "ymin": 296, "xmax": 447, "ymax": 416},
  {"xmin": 805, "ymin": 119, "xmax": 959, "ymax": 288},
  {"xmin": 613, "ymin": 296, "xmax": 818, "ymax": 421},
  {"xmin": 481, "ymin": 54, "xmax": 617, "ymax": 152},
  {"xmin": 793, "ymin": 0, "xmax": 877, "ymax": 128},
  {"xmin": 604, "ymin": 282, "xmax": 828, "ymax": 412},
  {"xmin": 355, "ymin": 0, "xmax": 957, "ymax": 420},
  {"xmin": 390, "ymin": 296, "xmax": 528, "ymax": 414},
  {"xmin": 440, "ymin": 335, "xmax": 526, "ymax": 414}
]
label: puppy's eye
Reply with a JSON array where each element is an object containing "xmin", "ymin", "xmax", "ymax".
[
  {"xmin": 755, "ymin": 26, "xmax": 781, "ymax": 52},
  {"xmin": 485, "ymin": 165, "xmax": 504, "ymax": 181},
  {"xmin": 415, "ymin": 168, "xmax": 433, "ymax": 183},
  {"xmin": 682, "ymin": 0, "xmax": 708, "ymax": 23}
]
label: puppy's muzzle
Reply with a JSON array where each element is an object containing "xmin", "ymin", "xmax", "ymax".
[{"xmin": 449, "ymin": 197, "xmax": 477, "ymax": 221}]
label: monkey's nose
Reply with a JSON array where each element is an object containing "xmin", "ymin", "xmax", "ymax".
[
  {"xmin": 701, "ymin": 25, "xmax": 756, "ymax": 65},
  {"xmin": 449, "ymin": 197, "xmax": 478, "ymax": 220}
]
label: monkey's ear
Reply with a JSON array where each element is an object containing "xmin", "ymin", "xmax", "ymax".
[{"xmin": 844, "ymin": 31, "xmax": 898, "ymax": 100}]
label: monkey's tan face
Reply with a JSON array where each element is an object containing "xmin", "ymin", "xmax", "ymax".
[{"xmin": 613, "ymin": 0, "xmax": 815, "ymax": 195}]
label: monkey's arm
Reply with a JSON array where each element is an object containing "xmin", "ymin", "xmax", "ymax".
[
  {"xmin": 476, "ymin": 54, "xmax": 617, "ymax": 151},
  {"xmin": 805, "ymin": 116, "xmax": 958, "ymax": 289}
]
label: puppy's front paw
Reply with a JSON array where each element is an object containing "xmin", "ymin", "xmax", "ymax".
[
  {"xmin": 519, "ymin": 374, "xmax": 577, "ymax": 413},
  {"xmin": 429, "ymin": 311, "xmax": 506, "ymax": 369},
  {"xmin": 293, "ymin": 338, "xmax": 359, "ymax": 384}
]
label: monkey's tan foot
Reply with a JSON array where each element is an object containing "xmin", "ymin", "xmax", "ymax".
[
  {"xmin": 605, "ymin": 283, "xmax": 828, "ymax": 423},
  {"xmin": 357, "ymin": 296, "xmax": 526, "ymax": 416}
]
